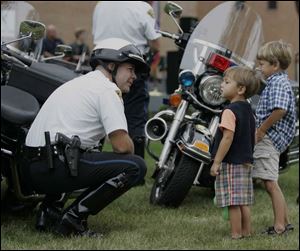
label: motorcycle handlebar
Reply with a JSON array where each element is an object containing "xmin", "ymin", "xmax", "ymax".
[
  {"xmin": 2, "ymin": 53, "xmax": 29, "ymax": 69},
  {"xmin": 156, "ymin": 30, "xmax": 190, "ymax": 50},
  {"xmin": 156, "ymin": 30, "xmax": 180, "ymax": 40}
]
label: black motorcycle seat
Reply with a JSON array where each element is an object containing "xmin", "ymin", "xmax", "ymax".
[{"xmin": 1, "ymin": 85, "xmax": 40, "ymax": 125}]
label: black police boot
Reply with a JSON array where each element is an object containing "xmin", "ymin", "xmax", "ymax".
[
  {"xmin": 35, "ymin": 194, "xmax": 67, "ymax": 231},
  {"xmin": 55, "ymin": 172, "xmax": 131, "ymax": 237},
  {"xmin": 55, "ymin": 208, "xmax": 99, "ymax": 237},
  {"xmin": 36, "ymin": 204, "xmax": 63, "ymax": 231}
]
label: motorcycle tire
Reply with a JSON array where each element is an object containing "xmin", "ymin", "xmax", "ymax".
[{"xmin": 150, "ymin": 155, "xmax": 200, "ymax": 208}]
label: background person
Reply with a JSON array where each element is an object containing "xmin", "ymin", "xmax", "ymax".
[
  {"xmin": 42, "ymin": 24, "xmax": 64, "ymax": 58},
  {"xmin": 69, "ymin": 27, "xmax": 90, "ymax": 65},
  {"xmin": 92, "ymin": 1, "xmax": 161, "ymax": 160}
]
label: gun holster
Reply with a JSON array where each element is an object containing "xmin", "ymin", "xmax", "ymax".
[{"xmin": 55, "ymin": 133, "xmax": 81, "ymax": 177}]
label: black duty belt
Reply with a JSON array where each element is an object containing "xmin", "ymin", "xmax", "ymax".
[
  {"xmin": 22, "ymin": 132, "xmax": 84, "ymax": 177},
  {"xmin": 21, "ymin": 145, "xmax": 87, "ymax": 161},
  {"xmin": 21, "ymin": 144, "xmax": 64, "ymax": 162},
  {"xmin": 22, "ymin": 132, "xmax": 106, "ymax": 177}
]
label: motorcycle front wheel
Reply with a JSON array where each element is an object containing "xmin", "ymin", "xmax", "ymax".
[{"xmin": 150, "ymin": 154, "xmax": 200, "ymax": 208}]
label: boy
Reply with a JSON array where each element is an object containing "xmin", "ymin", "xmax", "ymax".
[
  {"xmin": 254, "ymin": 40, "xmax": 296, "ymax": 235},
  {"xmin": 211, "ymin": 66, "xmax": 260, "ymax": 239}
]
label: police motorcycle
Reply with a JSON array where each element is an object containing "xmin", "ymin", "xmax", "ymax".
[
  {"xmin": 145, "ymin": 1, "xmax": 264, "ymax": 207},
  {"xmin": 1, "ymin": 2, "xmax": 85, "ymax": 217},
  {"xmin": 1, "ymin": 20, "xmax": 47, "ymax": 210}
]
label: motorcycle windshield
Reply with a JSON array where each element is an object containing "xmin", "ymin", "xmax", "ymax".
[
  {"xmin": 180, "ymin": 1, "xmax": 264, "ymax": 75},
  {"xmin": 1, "ymin": 1, "xmax": 40, "ymax": 45}
]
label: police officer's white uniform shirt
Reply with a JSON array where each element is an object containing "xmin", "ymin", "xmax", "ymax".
[
  {"xmin": 92, "ymin": 1, "xmax": 161, "ymax": 54},
  {"xmin": 25, "ymin": 70, "xmax": 127, "ymax": 148}
]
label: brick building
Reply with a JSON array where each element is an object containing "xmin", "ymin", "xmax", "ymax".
[{"xmin": 25, "ymin": 1, "xmax": 299, "ymax": 80}]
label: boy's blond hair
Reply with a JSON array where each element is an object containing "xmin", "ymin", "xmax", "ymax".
[
  {"xmin": 256, "ymin": 40, "xmax": 292, "ymax": 70},
  {"xmin": 224, "ymin": 66, "xmax": 260, "ymax": 99}
]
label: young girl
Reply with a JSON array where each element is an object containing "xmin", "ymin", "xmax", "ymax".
[{"xmin": 210, "ymin": 66, "xmax": 260, "ymax": 239}]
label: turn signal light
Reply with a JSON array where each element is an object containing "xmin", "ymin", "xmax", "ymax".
[
  {"xmin": 169, "ymin": 93, "xmax": 182, "ymax": 107},
  {"xmin": 193, "ymin": 140, "xmax": 209, "ymax": 152}
]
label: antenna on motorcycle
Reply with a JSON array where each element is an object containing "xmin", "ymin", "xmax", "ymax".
[{"xmin": 164, "ymin": 1, "xmax": 184, "ymax": 34}]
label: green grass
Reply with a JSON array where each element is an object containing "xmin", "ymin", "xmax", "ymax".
[{"xmin": 1, "ymin": 142, "xmax": 299, "ymax": 249}]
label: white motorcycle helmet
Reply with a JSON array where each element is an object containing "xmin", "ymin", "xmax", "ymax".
[{"xmin": 90, "ymin": 38, "xmax": 149, "ymax": 75}]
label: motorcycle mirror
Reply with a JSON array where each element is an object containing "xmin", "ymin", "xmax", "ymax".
[
  {"xmin": 19, "ymin": 20, "xmax": 46, "ymax": 41},
  {"xmin": 163, "ymin": 2, "xmax": 184, "ymax": 34},
  {"xmin": 2, "ymin": 20, "xmax": 45, "ymax": 47},
  {"xmin": 164, "ymin": 1, "xmax": 183, "ymax": 18},
  {"xmin": 54, "ymin": 45, "xmax": 73, "ymax": 57}
]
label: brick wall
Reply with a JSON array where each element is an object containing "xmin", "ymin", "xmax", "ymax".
[{"xmin": 28, "ymin": 1, "xmax": 299, "ymax": 80}]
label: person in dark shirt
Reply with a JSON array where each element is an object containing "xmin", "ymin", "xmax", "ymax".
[
  {"xmin": 210, "ymin": 66, "xmax": 260, "ymax": 239},
  {"xmin": 69, "ymin": 28, "xmax": 90, "ymax": 65},
  {"xmin": 42, "ymin": 24, "xmax": 64, "ymax": 58}
]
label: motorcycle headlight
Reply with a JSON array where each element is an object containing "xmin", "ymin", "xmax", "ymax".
[{"xmin": 199, "ymin": 75, "xmax": 226, "ymax": 106}]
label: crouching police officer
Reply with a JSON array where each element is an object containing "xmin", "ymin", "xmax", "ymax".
[{"xmin": 23, "ymin": 38, "xmax": 148, "ymax": 237}]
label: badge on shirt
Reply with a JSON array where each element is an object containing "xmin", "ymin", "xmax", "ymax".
[
  {"xmin": 115, "ymin": 89, "xmax": 123, "ymax": 100},
  {"xmin": 147, "ymin": 9, "xmax": 155, "ymax": 19}
]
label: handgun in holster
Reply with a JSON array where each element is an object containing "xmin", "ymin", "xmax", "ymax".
[{"xmin": 55, "ymin": 133, "xmax": 81, "ymax": 177}]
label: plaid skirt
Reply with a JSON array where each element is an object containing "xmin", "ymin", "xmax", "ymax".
[{"xmin": 215, "ymin": 163, "xmax": 254, "ymax": 208}]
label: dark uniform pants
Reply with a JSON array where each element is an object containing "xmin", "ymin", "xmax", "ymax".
[
  {"xmin": 123, "ymin": 77, "xmax": 149, "ymax": 158},
  {"xmin": 28, "ymin": 151, "xmax": 146, "ymax": 213}
]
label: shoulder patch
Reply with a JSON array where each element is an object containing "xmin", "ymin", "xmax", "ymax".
[{"xmin": 147, "ymin": 9, "xmax": 154, "ymax": 19}]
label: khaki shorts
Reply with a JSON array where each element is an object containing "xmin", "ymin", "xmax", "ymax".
[{"xmin": 252, "ymin": 135, "xmax": 280, "ymax": 181}]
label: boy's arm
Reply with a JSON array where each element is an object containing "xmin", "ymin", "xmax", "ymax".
[
  {"xmin": 256, "ymin": 108, "xmax": 287, "ymax": 143},
  {"xmin": 210, "ymin": 128, "xmax": 234, "ymax": 176}
]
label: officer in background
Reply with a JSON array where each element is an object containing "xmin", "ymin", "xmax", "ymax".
[
  {"xmin": 92, "ymin": 1, "xmax": 161, "ymax": 159},
  {"xmin": 24, "ymin": 38, "xmax": 148, "ymax": 237}
]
